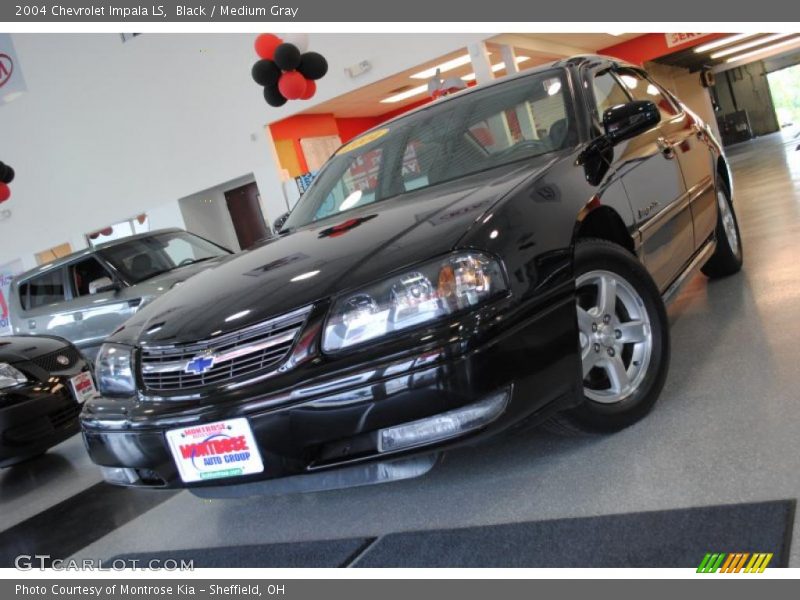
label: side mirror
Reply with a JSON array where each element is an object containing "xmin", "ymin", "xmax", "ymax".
[
  {"xmin": 273, "ymin": 212, "xmax": 290, "ymax": 232},
  {"xmin": 90, "ymin": 277, "xmax": 121, "ymax": 294},
  {"xmin": 603, "ymin": 100, "xmax": 660, "ymax": 144}
]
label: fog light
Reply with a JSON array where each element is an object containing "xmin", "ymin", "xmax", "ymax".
[
  {"xmin": 100, "ymin": 466, "xmax": 140, "ymax": 485},
  {"xmin": 377, "ymin": 387, "xmax": 510, "ymax": 453}
]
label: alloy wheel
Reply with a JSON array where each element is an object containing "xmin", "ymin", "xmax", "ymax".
[
  {"xmin": 717, "ymin": 190, "xmax": 741, "ymax": 259},
  {"xmin": 576, "ymin": 270, "xmax": 653, "ymax": 404}
]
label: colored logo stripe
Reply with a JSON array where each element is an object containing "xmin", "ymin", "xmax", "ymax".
[
  {"xmin": 697, "ymin": 552, "xmax": 773, "ymax": 573},
  {"xmin": 745, "ymin": 553, "xmax": 773, "ymax": 573}
]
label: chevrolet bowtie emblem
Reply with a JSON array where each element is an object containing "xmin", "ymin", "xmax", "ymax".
[{"xmin": 185, "ymin": 354, "xmax": 215, "ymax": 375}]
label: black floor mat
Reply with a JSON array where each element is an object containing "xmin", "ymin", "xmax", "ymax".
[
  {"xmin": 106, "ymin": 500, "xmax": 795, "ymax": 568},
  {"xmin": 355, "ymin": 500, "xmax": 796, "ymax": 568}
]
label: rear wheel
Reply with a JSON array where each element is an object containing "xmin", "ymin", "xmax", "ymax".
[
  {"xmin": 546, "ymin": 239, "xmax": 670, "ymax": 434},
  {"xmin": 701, "ymin": 177, "xmax": 743, "ymax": 278}
]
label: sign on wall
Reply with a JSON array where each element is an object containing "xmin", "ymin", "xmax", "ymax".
[
  {"xmin": 0, "ymin": 33, "xmax": 27, "ymax": 104},
  {"xmin": 664, "ymin": 33, "xmax": 711, "ymax": 49},
  {"xmin": 0, "ymin": 259, "xmax": 24, "ymax": 335}
]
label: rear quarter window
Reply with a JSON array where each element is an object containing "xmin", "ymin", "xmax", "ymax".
[{"xmin": 19, "ymin": 268, "xmax": 67, "ymax": 310}]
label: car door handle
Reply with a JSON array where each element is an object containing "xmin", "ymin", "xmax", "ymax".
[
  {"xmin": 73, "ymin": 312, "xmax": 83, "ymax": 321},
  {"xmin": 28, "ymin": 319, "xmax": 36, "ymax": 330},
  {"xmin": 656, "ymin": 137, "xmax": 675, "ymax": 159}
]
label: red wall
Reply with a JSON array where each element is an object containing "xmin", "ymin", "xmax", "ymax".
[
  {"xmin": 336, "ymin": 117, "xmax": 384, "ymax": 143},
  {"xmin": 598, "ymin": 33, "xmax": 730, "ymax": 65}
]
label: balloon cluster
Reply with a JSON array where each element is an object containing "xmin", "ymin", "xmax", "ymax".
[
  {"xmin": 251, "ymin": 33, "xmax": 328, "ymax": 107},
  {"xmin": 0, "ymin": 161, "xmax": 14, "ymax": 204}
]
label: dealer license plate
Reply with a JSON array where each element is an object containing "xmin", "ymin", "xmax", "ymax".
[
  {"xmin": 69, "ymin": 371, "xmax": 97, "ymax": 404},
  {"xmin": 165, "ymin": 418, "xmax": 264, "ymax": 483}
]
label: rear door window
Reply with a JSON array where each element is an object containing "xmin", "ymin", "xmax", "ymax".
[{"xmin": 20, "ymin": 268, "xmax": 67, "ymax": 310}]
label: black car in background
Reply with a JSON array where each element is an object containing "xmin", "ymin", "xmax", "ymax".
[
  {"xmin": 1, "ymin": 336, "xmax": 95, "ymax": 467},
  {"xmin": 81, "ymin": 55, "xmax": 742, "ymax": 494}
]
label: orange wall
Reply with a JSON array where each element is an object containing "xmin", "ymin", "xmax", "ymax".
[{"xmin": 599, "ymin": 33, "xmax": 729, "ymax": 65}]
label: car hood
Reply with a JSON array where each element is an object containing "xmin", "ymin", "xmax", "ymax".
[
  {"xmin": 114, "ymin": 159, "xmax": 549, "ymax": 347},
  {"xmin": 0, "ymin": 335, "xmax": 71, "ymax": 364}
]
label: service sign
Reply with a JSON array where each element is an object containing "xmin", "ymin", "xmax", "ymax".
[
  {"xmin": 166, "ymin": 418, "xmax": 264, "ymax": 483},
  {"xmin": 665, "ymin": 32, "xmax": 711, "ymax": 48}
]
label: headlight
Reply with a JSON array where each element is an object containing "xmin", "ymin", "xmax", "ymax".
[
  {"xmin": 95, "ymin": 343, "xmax": 135, "ymax": 397},
  {"xmin": 323, "ymin": 252, "xmax": 506, "ymax": 352},
  {"xmin": 0, "ymin": 363, "xmax": 27, "ymax": 390}
]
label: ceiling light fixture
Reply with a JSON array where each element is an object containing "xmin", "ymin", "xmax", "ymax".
[
  {"xmin": 410, "ymin": 54, "xmax": 473, "ymax": 79},
  {"xmin": 383, "ymin": 56, "xmax": 531, "ymax": 103},
  {"xmin": 380, "ymin": 84, "xmax": 430, "ymax": 103},
  {"xmin": 693, "ymin": 33, "xmax": 758, "ymax": 54},
  {"xmin": 461, "ymin": 56, "xmax": 531, "ymax": 82},
  {"xmin": 710, "ymin": 33, "xmax": 794, "ymax": 59},
  {"xmin": 724, "ymin": 35, "xmax": 800, "ymax": 63}
]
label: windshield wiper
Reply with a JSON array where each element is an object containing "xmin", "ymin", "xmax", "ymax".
[{"xmin": 176, "ymin": 256, "xmax": 218, "ymax": 267}]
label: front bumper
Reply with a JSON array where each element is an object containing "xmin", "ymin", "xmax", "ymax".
[
  {"xmin": 81, "ymin": 293, "xmax": 581, "ymax": 491},
  {"xmin": 0, "ymin": 380, "xmax": 83, "ymax": 467}
]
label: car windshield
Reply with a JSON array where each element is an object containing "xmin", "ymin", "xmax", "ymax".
[
  {"xmin": 98, "ymin": 231, "xmax": 229, "ymax": 284},
  {"xmin": 283, "ymin": 69, "xmax": 574, "ymax": 230}
]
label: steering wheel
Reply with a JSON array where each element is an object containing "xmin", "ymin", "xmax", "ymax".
[{"xmin": 178, "ymin": 258, "xmax": 196, "ymax": 267}]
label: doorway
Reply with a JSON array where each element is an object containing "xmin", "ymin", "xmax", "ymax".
[
  {"xmin": 224, "ymin": 182, "xmax": 270, "ymax": 250},
  {"xmin": 767, "ymin": 64, "xmax": 800, "ymax": 130}
]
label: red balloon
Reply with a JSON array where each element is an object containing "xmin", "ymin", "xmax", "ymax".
[
  {"xmin": 0, "ymin": 183, "xmax": 9, "ymax": 203},
  {"xmin": 254, "ymin": 33, "xmax": 282, "ymax": 60},
  {"xmin": 300, "ymin": 79, "xmax": 316, "ymax": 100},
  {"xmin": 278, "ymin": 71, "xmax": 308, "ymax": 100}
]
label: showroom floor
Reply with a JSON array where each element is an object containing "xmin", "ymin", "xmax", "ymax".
[{"xmin": 2, "ymin": 129, "xmax": 800, "ymax": 566}]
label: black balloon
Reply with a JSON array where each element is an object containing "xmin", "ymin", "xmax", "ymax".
[
  {"xmin": 251, "ymin": 59, "xmax": 281, "ymax": 86},
  {"xmin": 273, "ymin": 43, "xmax": 301, "ymax": 71},
  {"xmin": 264, "ymin": 85, "xmax": 287, "ymax": 107},
  {"xmin": 0, "ymin": 163, "xmax": 13, "ymax": 185},
  {"xmin": 298, "ymin": 52, "xmax": 328, "ymax": 80}
]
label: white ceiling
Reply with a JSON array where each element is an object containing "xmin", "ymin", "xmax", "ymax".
[{"xmin": 297, "ymin": 33, "xmax": 641, "ymax": 118}]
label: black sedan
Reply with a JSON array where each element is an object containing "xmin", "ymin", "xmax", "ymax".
[
  {"xmin": 81, "ymin": 55, "xmax": 742, "ymax": 494},
  {"xmin": 1, "ymin": 335, "xmax": 95, "ymax": 467}
]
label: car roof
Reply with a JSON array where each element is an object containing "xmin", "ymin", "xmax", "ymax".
[
  {"xmin": 363, "ymin": 54, "xmax": 635, "ymax": 133},
  {"xmin": 12, "ymin": 228, "xmax": 184, "ymax": 284}
]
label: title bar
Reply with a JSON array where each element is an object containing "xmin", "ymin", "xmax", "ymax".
[{"xmin": 1, "ymin": 0, "xmax": 799, "ymax": 22}]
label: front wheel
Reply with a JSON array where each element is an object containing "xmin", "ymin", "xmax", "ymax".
[
  {"xmin": 546, "ymin": 239, "xmax": 670, "ymax": 434},
  {"xmin": 701, "ymin": 177, "xmax": 743, "ymax": 278}
]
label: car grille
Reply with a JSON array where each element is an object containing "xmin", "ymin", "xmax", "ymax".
[
  {"xmin": 139, "ymin": 305, "xmax": 312, "ymax": 392},
  {"xmin": 31, "ymin": 346, "xmax": 82, "ymax": 373}
]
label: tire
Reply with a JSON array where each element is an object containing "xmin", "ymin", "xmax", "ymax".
[
  {"xmin": 701, "ymin": 176, "xmax": 743, "ymax": 278},
  {"xmin": 545, "ymin": 238, "xmax": 670, "ymax": 434}
]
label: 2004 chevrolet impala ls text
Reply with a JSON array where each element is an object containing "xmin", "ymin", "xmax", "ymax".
[{"xmin": 80, "ymin": 56, "xmax": 743, "ymax": 496}]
